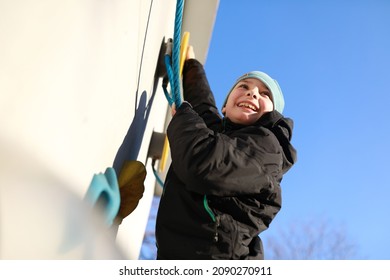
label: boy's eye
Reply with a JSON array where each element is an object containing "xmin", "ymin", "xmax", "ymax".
[
  {"xmin": 260, "ymin": 92, "xmax": 271, "ymax": 98},
  {"xmin": 238, "ymin": 84, "xmax": 248, "ymax": 89}
]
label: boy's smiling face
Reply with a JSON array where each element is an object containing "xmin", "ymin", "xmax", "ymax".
[{"xmin": 222, "ymin": 78, "xmax": 274, "ymax": 125}]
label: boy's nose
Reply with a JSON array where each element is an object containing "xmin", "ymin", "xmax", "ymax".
[{"xmin": 246, "ymin": 88, "xmax": 259, "ymax": 99}]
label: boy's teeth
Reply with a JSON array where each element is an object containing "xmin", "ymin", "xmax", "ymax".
[{"xmin": 238, "ymin": 103, "xmax": 256, "ymax": 110}]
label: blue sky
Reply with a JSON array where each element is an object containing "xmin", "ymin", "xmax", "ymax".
[{"xmin": 203, "ymin": 0, "xmax": 390, "ymax": 259}]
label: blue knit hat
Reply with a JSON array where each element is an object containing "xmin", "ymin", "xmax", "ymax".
[{"xmin": 222, "ymin": 71, "xmax": 285, "ymax": 113}]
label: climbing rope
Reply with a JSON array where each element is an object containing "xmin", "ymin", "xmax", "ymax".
[
  {"xmin": 154, "ymin": 0, "xmax": 188, "ymax": 188},
  {"xmin": 152, "ymin": 158, "xmax": 165, "ymax": 187},
  {"xmin": 163, "ymin": 0, "xmax": 185, "ymax": 108}
]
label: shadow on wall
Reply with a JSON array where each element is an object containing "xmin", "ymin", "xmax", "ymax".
[
  {"xmin": 112, "ymin": 68, "xmax": 162, "ymax": 174},
  {"xmin": 113, "ymin": 37, "xmax": 168, "ymax": 173}
]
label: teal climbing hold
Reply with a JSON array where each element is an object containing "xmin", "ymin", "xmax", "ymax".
[{"xmin": 84, "ymin": 167, "xmax": 120, "ymax": 226}]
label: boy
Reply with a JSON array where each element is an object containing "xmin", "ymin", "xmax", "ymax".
[{"xmin": 155, "ymin": 46, "xmax": 297, "ymax": 259}]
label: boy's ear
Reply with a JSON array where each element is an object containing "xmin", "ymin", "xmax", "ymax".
[{"xmin": 221, "ymin": 107, "xmax": 226, "ymax": 115}]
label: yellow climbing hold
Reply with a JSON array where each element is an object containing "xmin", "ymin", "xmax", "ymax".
[
  {"xmin": 115, "ymin": 160, "xmax": 146, "ymax": 224},
  {"xmin": 179, "ymin": 31, "xmax": 190, "ymax": 75}
]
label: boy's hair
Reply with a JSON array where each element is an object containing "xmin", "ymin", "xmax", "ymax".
[{"xmin": 222, "ymin": 71, "xmax": 285, "ymax": 113}]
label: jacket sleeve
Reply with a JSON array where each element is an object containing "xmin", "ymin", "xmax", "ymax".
[
  {"xmin": 258, "ymin": 111, "xmax": 297, "ymax": 174},
  {"xmin": 182, "ymin": 59, "xmax": 222, "ymax": 130},
  {"xmin": 167, "ymin": 103, "xmax": 282, "ymax": 197}
]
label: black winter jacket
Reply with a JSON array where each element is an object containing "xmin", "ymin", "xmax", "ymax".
[{"xmin": 155, "ymin": 59, "xmax": 297, "ymax": 260}]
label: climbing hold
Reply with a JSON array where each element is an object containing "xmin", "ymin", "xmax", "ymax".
[
  {"xmin": 179, "ymin": 32, "xmax": 190, "ymax": 74},
  {"xmin": 159, "ymin": 136, "xmax": 170, "ymax": 173},
  {"xmin": 84, "ymin": 167, "xmax": 120, "ymax": 226},
  {"xmin": 156, "ymin": 37, "xmax": 169, "ymax": 79},
  {"xmin": 115, "ymin": 160, "xmax": 146, "ymax": 224},
  {"xmin": 147, "ymin": 131, "xmax": 166, "ymax": 160}
]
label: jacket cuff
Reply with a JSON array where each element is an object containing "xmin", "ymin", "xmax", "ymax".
[
  {"xmin": 183, "ymin": 59, "xmax": 201, "ymax": 71},
  {"xmin": 177, "ymin": 101, "xmax": 193, "ymax": 112}
]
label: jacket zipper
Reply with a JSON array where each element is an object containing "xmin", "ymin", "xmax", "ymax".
[{"xmin": 203, "ymin": 195, "xmax": 219, "ymax": 242}]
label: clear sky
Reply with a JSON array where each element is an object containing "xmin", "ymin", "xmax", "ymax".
[{"xmin": 203, "ymin": 0, "xmax": 390, "ymax": 259}]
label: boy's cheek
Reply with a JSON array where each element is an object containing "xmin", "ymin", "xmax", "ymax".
[{"xmin": 260, "ymin": 98, "xmax": 274, "ymax": 112}]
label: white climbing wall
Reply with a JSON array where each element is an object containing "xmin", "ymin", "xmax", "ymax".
[{"xmin": 0, "ymin": 0, "xmax": 218, "ymax": 259}]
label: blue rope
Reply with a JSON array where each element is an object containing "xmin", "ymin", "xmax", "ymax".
[
  {"xmin": 164, "ymin": 0, "xmax": 184, "ymax": 108},
  {"xmin": 152, "ymin": 160, "xmax": 165, "ymax": 188},
  {"xmin": 156, "ymin": 0, "xmax": 185, "ymax": 188},
  {"xmin": 172, "ymin": 0, "xmax": 184, "ymax": 108}
]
